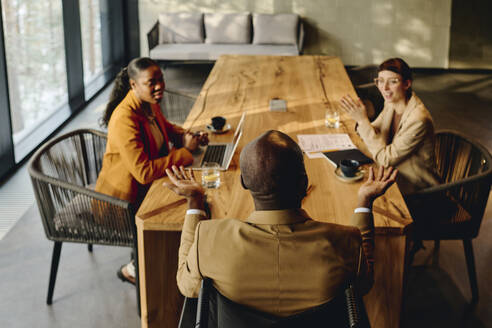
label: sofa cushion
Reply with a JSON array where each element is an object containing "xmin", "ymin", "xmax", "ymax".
[
  {"xmin": 204, "ymin": 13, "xmax": 251, "ymax": 44},
  {"xmin": 150, "ymin": 43, "xmax": 299, "ymax": 61},
  {"xmin": 252, "ymin": 13, "xmax": 298, "ymax": 45},
  {"xmin": 158, "ymin": 12, "xmax": 204, "ymax": 44}
]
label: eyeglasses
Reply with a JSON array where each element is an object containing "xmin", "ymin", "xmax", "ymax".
[{"xmin": 374, "ymin": 78, "xmax": 400, "ymax": 86}]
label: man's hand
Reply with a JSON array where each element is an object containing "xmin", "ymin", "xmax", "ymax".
[
  {"xmin": 163, "ymin": 165, "xmax": 205, "ymax": 210},
  {"xmin": 339, "ymin": 94, "xmax": 370, "ymax": 125},
  {"xmin": 357, "ymin": 166, "xmax": 398, "ymax": 208}
]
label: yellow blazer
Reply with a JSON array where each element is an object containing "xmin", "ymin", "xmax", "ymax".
[
  {"xmin": 95, "ymin": 90, "xmax": 193, "ymax": 205},
  {"xmin": 357, "ymin": 92, "xmax": 440, "ymax": 195},
  {"xmin": 177, "ymin": 208, "xmax": 374, "ymax": 317}
]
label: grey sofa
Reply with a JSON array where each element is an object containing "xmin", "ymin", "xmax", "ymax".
[{"xmin": 147, "ymin": 12, "xmax": 304, "ymax": 62}]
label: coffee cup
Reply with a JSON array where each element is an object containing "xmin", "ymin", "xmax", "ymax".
[
  {"xmin": 339, "ymin": 159, "xmax": 360, "ymax": 177},
  {"xmin": 211, "ymin": 116, "xmax": 226, "ymax": 131}
]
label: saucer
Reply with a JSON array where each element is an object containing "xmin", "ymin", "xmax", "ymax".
[
  {"xmin": 334, "ymin": 166, "xmax": 364, "ymax": 183},
  {"xmin": 206, "ymin": 123, "xmax": 231, "ymax": 134}
]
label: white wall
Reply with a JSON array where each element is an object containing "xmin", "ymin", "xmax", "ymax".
[{"xmin": 139, "ymin": 0, "xmax": 452, "ymax": 68}]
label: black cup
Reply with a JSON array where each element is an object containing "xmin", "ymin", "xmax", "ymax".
[
  {"xmin": 211, "ymin": 116, "xmax": 226, "ymax": 131},
  {"xmin": 339, "ymin": 159, "xmax": 360, "ymax": 177}
]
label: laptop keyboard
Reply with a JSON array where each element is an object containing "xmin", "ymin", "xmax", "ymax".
[{"xmin": 202, "ymin": 145, "xmax": 227, "ymax": 165}]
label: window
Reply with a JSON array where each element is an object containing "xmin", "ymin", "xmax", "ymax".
[
  {"xmin": 79, "ymin": 0, "xmax": 104, "ymax": 98},
  {"xmin": 0, "ymin": 0, "xmax": 129, "ymax": 179},
  {"xmin": 1, "ymin": 0, "xmax": 68, "ymax": 161}
]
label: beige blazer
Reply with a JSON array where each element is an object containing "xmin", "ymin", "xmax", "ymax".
[
  {"xmin": 177, "ymin": 208, "xmax": 374, "ymax": 317},
  {"xmin": 357, "ymin": 92, "xmax": 440, "ymax": 195}
]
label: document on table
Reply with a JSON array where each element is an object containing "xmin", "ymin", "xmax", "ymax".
[{"xmin": 297, "ymin": 134, "xmax": 356, "ymax": 159}]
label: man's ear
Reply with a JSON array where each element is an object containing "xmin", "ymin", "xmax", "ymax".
[
  {"xmin": 129, "ymin": 78, "xmax": 136, "ymax": 90},
  {"xmin": 298, "ymin": 172, "xmax": 308, "ymax": 199},
  {"xmin": 240, "ymin": 174, "xmax": 248, "ymax": 190}
]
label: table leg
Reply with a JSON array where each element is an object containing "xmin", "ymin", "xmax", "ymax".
[
  {"xmin": 138, "ymin": 228, "xmax": 183, "ymax": 328},
  {"xmin": 364, "ymin": 234, "xmax": 408, "ymax": 328}
]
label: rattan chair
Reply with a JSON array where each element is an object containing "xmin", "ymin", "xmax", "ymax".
[
  {"xmin": 406, "ymin": 130, "xmax": 492, "ymax": 302},
  {"xmin": 179, "ymin": 278, "xmax": 370, "ymax": 328},
  {"xmin": 161, "ymin": 88, "xmax": 197, "ymax": 125},
  {"xmin": 28, "ymin": 129, "xmax": 137, "ymax": 305}
]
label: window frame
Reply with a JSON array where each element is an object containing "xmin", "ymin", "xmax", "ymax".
[{"xmin": 0, "ymin": 0, "xmax": 138, "ymax": 181}]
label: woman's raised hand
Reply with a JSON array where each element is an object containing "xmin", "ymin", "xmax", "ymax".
[{"xmin": 339, "ymin": 95, "xmax": 369, "ymax": 124}]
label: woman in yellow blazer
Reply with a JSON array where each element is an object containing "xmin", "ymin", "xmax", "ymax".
[
  {"xmin": 340, "ymin": 58, "xmax": 440, "ymax": 196},
  {"xmin": 95, "ymin": 57, "xmax": 207, "ymax": 284}
]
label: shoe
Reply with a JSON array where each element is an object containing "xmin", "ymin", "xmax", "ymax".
[{"xmin": 117, "ymin": 264, "xmax": 136, "ymax": 285}]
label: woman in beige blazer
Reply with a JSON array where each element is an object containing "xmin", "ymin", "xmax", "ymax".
[{"xmin": 340, "ymin": 58, "xmax": 440, "ymax": 196}]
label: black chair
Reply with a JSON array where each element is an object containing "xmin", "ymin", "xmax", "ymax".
[
  {"xmin": 406, "ymin": 130, "xmax": 492, "ymax": 302},
  {"xmin": 354, "ymin": 84, "xmax": 384, "ymax": 122},
  {"xmin": 179, "ymin": 278, "xmax": 370, "ymax": 328},
  {"xmin": 346, "ymin": 65, "xmax": 378, "ymax": 88},
  {"xmin": 346, "ymin": 65, "xmax": 384, "ymax": 121},
  {"xmin": 28, "ymin": 129, "xmax": 138, "ymax": 305}
]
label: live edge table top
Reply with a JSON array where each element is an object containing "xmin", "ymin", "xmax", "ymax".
[{"xmin": 136, "ymin": 55, "xmax": 412, "ymax": 236}]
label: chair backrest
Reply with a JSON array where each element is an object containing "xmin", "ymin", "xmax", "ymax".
[
  {"xmin": 28, "ymin": 129, "xmax": 134, "ymax": 247},
  {"xmin": 355, "ymin": 84, "xmax": 384, "ymax": 121},
  {"xmin": 347, "ymin": 65, "xmax": 379, "ymax": 88},
  {"xmin": 347, "ymin": 65, "xmax": 384, "ymax": 121},
  {"xmin": 179, "ymin": 278, "xmax": 369, "ymax": 328},
  {"xmin": 435, "ymin": 130, "xmax": 491, "ymax": 233},
  {"xmin": 161, "ymin": 89, "xmax": 197, "ymax": 124},
  {"xmin": 410, "ymin": 130, "xmax": 492, "ymax": 239},
  {"xmin": 30, "ymin": 129, "xmax": 107, "ymax": 186},
  {"xmin": 434, "ymin": 130, "xmax": 491, "ymax": 184}
]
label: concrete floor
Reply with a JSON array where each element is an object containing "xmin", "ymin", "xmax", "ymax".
[{"xmin": 0, "ymin": 64, "xmax": 491, "ymax": 327}]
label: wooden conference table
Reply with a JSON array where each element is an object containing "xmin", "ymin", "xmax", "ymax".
[{"xmin": 136, "ymin": 55, "xmax": 413, "ymax": 328}]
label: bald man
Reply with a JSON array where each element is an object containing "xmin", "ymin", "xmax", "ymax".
[{"xmin": 165, "ymin": 130, "xmax": 397, "ymax": 317}]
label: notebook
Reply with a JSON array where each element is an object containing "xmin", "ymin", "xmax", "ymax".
[
  {"xmin": 323, "ymin": 148, "xmax": 373, "ymax": 167},
  {"xmin": 190, "ymin": 112, "xmax": 245, "ymax": 170}
]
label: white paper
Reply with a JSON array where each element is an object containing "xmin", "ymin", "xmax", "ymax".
[
  {"xmin": 305, "ymin": 152, "xmax": 326, "ymax": 159},
  {"xmin": 297, "ymin": 134, "xmax": 355, "ymax": 153}
]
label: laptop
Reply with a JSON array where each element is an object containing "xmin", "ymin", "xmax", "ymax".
[{"xmin": 190, "ymin": 112, "xmax": 245, "ymax": 170}]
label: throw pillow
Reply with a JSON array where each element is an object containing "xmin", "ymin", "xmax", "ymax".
[
  {"xmin": 159, "ymin": 12, "xmax": 204, "ymax": 44},
  {"xmin": 204, "ymin": 13, "xmax": 251, "ymax": 44},
  {"xmin": 252, "ymin": 13, "xmax": 298, "ymax": 45}
]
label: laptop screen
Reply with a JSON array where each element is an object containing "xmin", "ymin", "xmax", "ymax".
[
  {"xmin": 232, "ymin": 112, "xmax": 246, "ymax": 146},
  {"xmin": 219, "ymin": 112, "xmax": 246, "ymax": 170}
]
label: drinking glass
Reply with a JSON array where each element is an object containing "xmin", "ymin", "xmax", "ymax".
[
  {"xmin": 201, "ymin": 162, "xmax": 221, "ymax": 189},
  {"xmin": 325, "ymin": 110, "xmax": 340, "ymax": 128}
]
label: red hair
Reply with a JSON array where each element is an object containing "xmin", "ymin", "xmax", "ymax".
[{"xmin": 378, "ymin": 57, "xmax": 412, "ymax": 100}]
